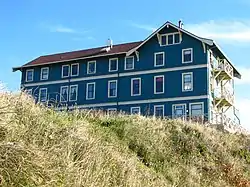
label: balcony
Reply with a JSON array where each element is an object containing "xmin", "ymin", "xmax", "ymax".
[
  {"xmin": 213, "ymin": 87, "xmax": 234, "ymax": 107},
  {"xmin": 213, "ymin": 59, "xmax": 234, "ymax": 80}
]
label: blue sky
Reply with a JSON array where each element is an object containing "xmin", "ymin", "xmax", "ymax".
[{"xmin": 1, "ymin": 0, "xmax": 250, "ymax": 129}]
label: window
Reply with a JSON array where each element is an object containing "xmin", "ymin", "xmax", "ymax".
[
  {"xmin": 69, "ymin": 85, "xmax": 78, "ymax": 101},
  {"xmin": 154, "ymin": 52, "xmax": 165, "ymax": 67},
  {"xmin": 26, "ymin": 69, "xmax": 34, "ymax": 82},
  {"xmin": 182, "ymin": 72, "xmax": 193, "ymax": 92},
  {"xmin": 87, "ymin": 61, "xmax": 96, "ymax": 74},
  {"xmin": 125, "ymin": 56, "xmax": 134, "ymax": 70},
  {"xmin": 26, "ymin": 89, "xmax": 32, "ymax": 95},
  {"xmin": 131, "ymin": 107, "xmax": 140, "ymax": 115},
  {"xmin": 154, "ymin": 75, "xmax": 164, "ymax": 94},
  {"xmin": 40, "ymin": 67, "xmax": 49, "ymax": 80},
  {"xmin": 39, "ymin": 88, "xmax": 47, "ymax": 102},
  {"xmin": 71, "ymin": 63, "xmax": 79, "ymax": 77},
  {"xmin": 182, "ymin": 48, "xmax": 193, "ymax": 63},
  {"xmin": 60, "ymin": 86, "xmax": 69, "ymax": 102},
  {"xmin": 86, "ymin": 82, "xmax": 95, "ymax": 100},
  {"xmin": 154, "ymin": 105, "xmax": 164, "ymax": 117},
  {"xmin": 109, "ymin": 58, "xmax": 118, "ymax": 72},
  {"xmin": 190, "ymin": 103, "xmax": 204, "ymax": 117},
  {"xmin": 62, "ymin": 65, "xmax": 70, "ymax": 78},
  {"xmin": 131, "ymin": 78, "xmax": 141, "ymax": 96},
  {"xmin": 107, "ymin": 108, "xmax": 117, "ymax": 115},
  {"xmin": 172, "ymin": 104, "xmax": 186, "ymax": 119},
  {"xmin": 108, "ymin": 80, "xmax": 117, "ymax": 98},
  {"xmin": 160, "ymin": 33, "xmax": 180, "ymax": 46}
]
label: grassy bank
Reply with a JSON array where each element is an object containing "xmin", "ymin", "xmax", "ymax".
[{"xmin": 0, "ymin": 92, "xmax": 250, "ymax": 187}]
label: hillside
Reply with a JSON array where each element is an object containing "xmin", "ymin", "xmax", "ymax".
[{"xmin": 0, "ymin": 92, "xmax": 250, "ymax": 187}]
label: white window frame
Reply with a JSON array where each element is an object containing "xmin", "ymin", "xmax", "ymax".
[
  {"xmin": 26, "ymin": 69, "xmax": 34, "ymax": 82},
  {"xmin": 86, "ymin": 82, "xmax": 95, "ymax": 100},
  {"xmin": 182, "ymin": 48, "xmax": 193, "ymax": 63},
  {"xmin": 131, "ymin": 78, "xmax": 141, "ymax": 96},
  {"xmin": 40, "ymin": 67, "xmax": 49, "ymax": 80},
  {"xmin": 154, "ymin": 75, "xmax": 164, "ymax": 94},
  {"xmin": 189, "ymin": 102, "xmax": 204, "ymax": 117},
  {"xmin": 182, "ymin": 72, "xmax": 193, "ymax": 92},
  {"xmin": 39, "ymin": 88, "xmax": 47, "ymax": 102},
  {"xmin": 109, "ymin": 58, "xmax": 118, "ymax": 72},
  {"xmin": 62, "ymin": 65, "xmax": 70, "ymax": 78},
  {"xmin": 131, "ymin": 107, "xmax": 141, "ymax": 115},
  {"xmin": 87, "ymin": 61, "xmax": 96, "ymax": 74},
  {"xmin": 154, "ymin": 52, "xmax": 165, "ymax": 67},
  {"xmin": 60, "ymin": 86, "xmax": 69, "ymax": 102},
  {"xmin": 71, "ymin": 63, "xmax": 79, "ymax": 77},
  {"xmin": 172, "ymin": 104, "xmax": 187, "ymax": 119},
  {"xmin": 108, "ymin": 80, "xmax": 118, "ymax": 98},
  {"xmin": 107, "ymin": 108, "xmax": 117, "ymax": 115},
  {"xmin": 154, "ymin": 105, "xmax": 164, "ymax": 117},
  {"xmin": 69, "ymin": 85, "xmax": 78, "ymax": 102},
  {"xmin": 124, "ymin": 56, "xmax": 134, "ymax": 70},
  {"xmin": 160, "ymin": 32, "xmax": 181, "ymax": 46},
  {"xmin": 26, "ymin": 89, "xmax": 32, "ymax": 95}
]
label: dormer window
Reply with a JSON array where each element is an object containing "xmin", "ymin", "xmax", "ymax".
[{"xmin": 160, "ymin": 33, "xmax": 180, "ymax": 46}]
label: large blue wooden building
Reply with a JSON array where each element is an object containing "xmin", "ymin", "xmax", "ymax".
[{"xmin": 13, "ymin": 21, "xmax": 242, "ymax": 127}]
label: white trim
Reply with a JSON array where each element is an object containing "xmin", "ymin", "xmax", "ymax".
[
  {"xmin": 124, "ymin": 56, "xmax": 134, "ymax": 70},
  {"xmin": 159, "ymin": 32, "xmax": 181, "ymax": 46},
  {"xmin": 71, "ymin": 63, "xmax": 79, "ymax": 77},
  {"xmin": 108, "ymin": 80, "xmax": 118, "ymax": 98},
  {"xmin": 131, "ymin": 78, "xmax": 141, "ymax": 96},
  {"xmin": 23, "ymin": 64, "xmax": 208, "ymax": 87},
  {"xmin": 189, "ymin": 102, "xmax": 204, "ymax": 117},
  {"xmin": 40, "ymin": 67, "xmax": 49, "ymax": 80},
  {"xmin": 26, "ymin": 69, "xmax": 34, "ymax": 82},
  {"xmin": 62, "ymin": 65, "xmax": 70, "ymax": 78},
  {"xmin": 182, "ymin": 48, "xmax": 193, "ymax": 63},
  {"xmin": 154, "ymin": 105, "xmax": 164, "ymax": 116},
  {"xmin": 69, "ymin": 85, "xmax": 78, "ymax": 102},
  {"xmin": 87, "ymin": 61, "xmax": 96, "ymax": 74},
  {"xmin": 154, "ymin": 52, "xmax": 165, "ymax": 67},
  {"xmin": 154, "ymin": 75, "xmax": 164, "ymax": 94},
  {"xmin": 38, "ymin": 88, "xmax": 47, "ymax": 102},
  {"xmin": 58, "ymin": 95, "xmax": 208, "ymax": 110},
  {"xmin": 86, "ymin": 82, "xmax": 95, "ymax": 100},
  {"xmin": 60, "ymin": 86, "xmax": 69, "ymax": 102},
  {"xmin": 182, "ymin": 72, "xmax": 193, "ymax": 92},
  {"xmin": 172, "ymin": 104, "xmax": 187, "ymax": 119},
  {"xmin": 131, "ymin": 106, "xmax": 141, "ymax": 115},
  {"xmin": 120, "ymin": 64, "xmax": 207, "ymax": 77},
  {"xmin": 119, "ymin": 95, "xmax": 208, "ymax": 105},
  {"xmin": 109, "ymin": 58, "xmax": 118, "ymax": 72},
  {"xmin": 127, "ymin": 21, "xmax": 213, "ymax": 56}
]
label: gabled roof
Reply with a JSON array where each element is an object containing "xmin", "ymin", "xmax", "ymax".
[
  {"xmin": 13, "ymin": 41, "xmax": 142, "ymax": 71},
  {"xmin": 127, "ymin": 21, "xmax": 241, "ymax": 79}
]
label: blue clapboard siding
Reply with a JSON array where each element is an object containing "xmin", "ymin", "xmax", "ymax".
[{"xmin": 21, "ymin": 23, "xmax": 211, "ymax": 118}]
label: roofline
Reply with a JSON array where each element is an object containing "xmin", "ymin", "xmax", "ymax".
[
  {"xmin": 12, "ymin": 51, "xmax": 128, "ymax": 72},
  {"xmin": 126, "ymin": 21, "xmax": 213, "ymax": 56}
]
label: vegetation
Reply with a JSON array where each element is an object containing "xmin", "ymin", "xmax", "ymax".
[{"xmin": 0, "ymin": 91, "xmax": 250, "ymax": 187}]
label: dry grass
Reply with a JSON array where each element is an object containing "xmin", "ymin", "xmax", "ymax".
[{"xmin": 0, "ymin": 91, "xmax": 250, "ymax": 187}]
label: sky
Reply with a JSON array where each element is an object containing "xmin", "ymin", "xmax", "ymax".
[{"xmin": 0, "ymin": 0, "xmax": 250, "ymax": 130}]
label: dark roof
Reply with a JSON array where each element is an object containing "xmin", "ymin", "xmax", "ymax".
[{"xmin": 13, "ymin": 41, "xmax": 142, "ymax": 71}]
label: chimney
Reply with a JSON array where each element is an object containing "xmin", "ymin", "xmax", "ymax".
[
  {"xmin": 107, "ymin": 38, "xmax": 113, "ymax": 48},
  {"xmin": 178, "ymin": 20, "xmax": 184, "ymax": 29}
]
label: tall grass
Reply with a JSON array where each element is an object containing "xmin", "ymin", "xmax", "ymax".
[{"xmin": 0, "ymin": 91, "xmax": 250, "ymax": 186}]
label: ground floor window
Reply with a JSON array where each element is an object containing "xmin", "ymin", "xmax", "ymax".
[
  {"xmin": 172, "ymin": 104, "xmax": 186, "ymax": 119},
  {"xmin": 131, "ymin": 107, "xmax": 140, "ymax": 115},
  {"xmin": 154, "ymin": 105, "xmax": 164, "ymax": 117}
]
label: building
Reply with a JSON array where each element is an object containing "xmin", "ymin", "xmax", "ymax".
[{"xmin": 13, "ymin": 21, "xmax": 242, "ymax": 129}]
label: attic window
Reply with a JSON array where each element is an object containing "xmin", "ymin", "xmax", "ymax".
[{"xmin": 160, "ymin": 33, "xmax": 181, "ymax": 46}]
